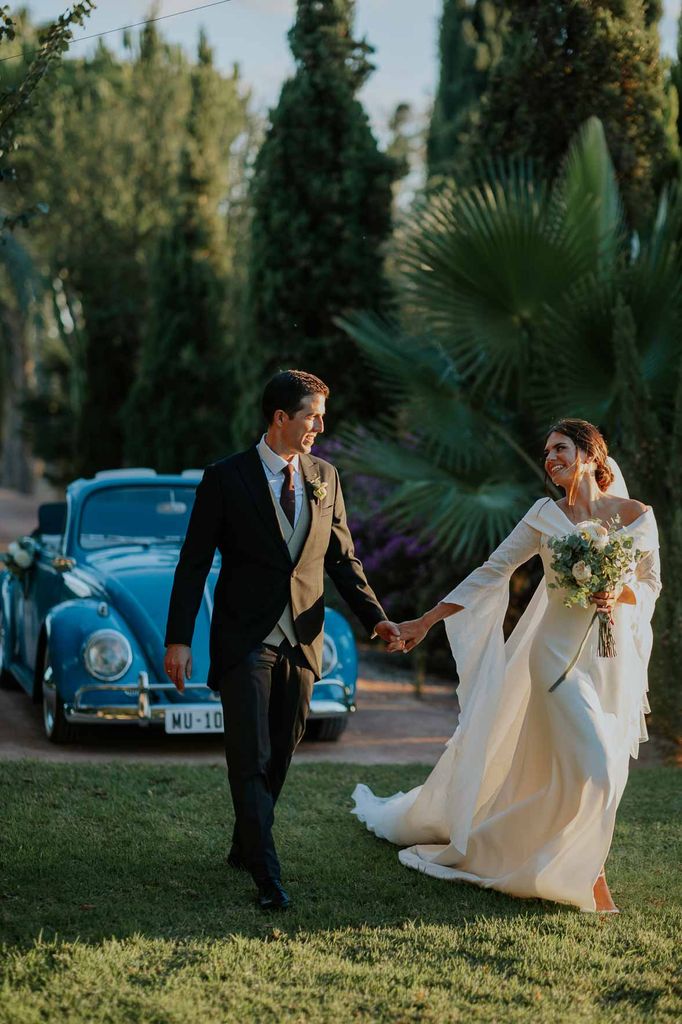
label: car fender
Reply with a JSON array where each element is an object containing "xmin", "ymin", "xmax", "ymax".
[
  {"xmin": 321, "ymin": 607, "xmax": 358, "ymax": 700},
  {"xmin": 43, "ymin": 599, "xmax": 147, "ymax": 701},
  {"xmin": 100, "ymin": 575, "xmax": 167, "ymax": 684},
  {"xmin": 0, "ymin": 571, "xmax": 14, "ymax": 673}
]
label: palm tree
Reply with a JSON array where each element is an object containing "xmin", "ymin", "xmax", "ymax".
[{"xmin": 339, "ymin": 118, "xmax": 681, "ymax": 734}]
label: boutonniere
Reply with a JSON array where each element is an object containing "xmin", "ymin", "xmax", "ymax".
[{"xmin": 310, "ymin": 474, "xmax": 328, "ymax": 503}]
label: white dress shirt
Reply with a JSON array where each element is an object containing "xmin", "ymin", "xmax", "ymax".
[{"xmin": 257, "ymin": 434, "xmax": 305, "ymax": 527}]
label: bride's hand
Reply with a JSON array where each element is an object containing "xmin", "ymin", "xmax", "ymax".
[
  {"xmin": 590, "ymin": 590, "xmax": 617, "ymax": 621},
  {"xmin": 396, "ymin": 617, "xmax": 429, "ymax": 653}
]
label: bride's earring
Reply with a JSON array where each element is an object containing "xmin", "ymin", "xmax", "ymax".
[{"xmin": 566, "ymin": 458, "xmax": 582, "ymax": 507}]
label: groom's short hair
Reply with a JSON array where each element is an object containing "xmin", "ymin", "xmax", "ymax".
[{"xmin": 262, "ymin": 370, "xmax": 330, "ymax": 423}]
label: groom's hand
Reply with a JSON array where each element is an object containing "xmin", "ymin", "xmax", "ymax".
[
  {"xmin": 396, "ymin": 618, "xmax": 429, "ymax": 652},
  {"xmin": 374, "ymin": 620, "xmax": 405, "ymax": 653},
  {"xmin": 164, "ymin": 643, "xmax": 192, "ymax": 692}
]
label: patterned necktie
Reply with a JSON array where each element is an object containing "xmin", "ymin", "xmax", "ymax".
[{"xmin": 280, "ymin": 463, "xmax": 296, "ymax": 527}]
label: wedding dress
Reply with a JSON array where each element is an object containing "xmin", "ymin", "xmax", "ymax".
[{"xmin": 352, "ymin": 494, "xmax": 661, "ymax": 912}]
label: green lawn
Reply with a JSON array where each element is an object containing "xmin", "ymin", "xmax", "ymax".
[{"xmin": 1, "ymin": 762, "xmax": 680, "ymax": 1023}]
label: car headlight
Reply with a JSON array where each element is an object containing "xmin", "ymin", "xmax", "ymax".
[
  {"xmin": 321, "ymin": 634, "xmax": 338, "ymax": 677},
  {"xmin": 83, "ymin": 630, "xmax": 132, "ymax": 681}
]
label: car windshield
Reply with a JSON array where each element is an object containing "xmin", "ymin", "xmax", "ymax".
[{"xmin": 79, "ymin": 486, "xmax": 197, "ymax": 550}]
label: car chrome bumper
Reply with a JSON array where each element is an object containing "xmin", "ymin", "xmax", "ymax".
[
  {"xmin": 64, "ymin": 671, "xmax": 355, "ymax": 725},
  {"xmin": 64, "ymin": 671, "xmax": 215, "ymax": 726}
]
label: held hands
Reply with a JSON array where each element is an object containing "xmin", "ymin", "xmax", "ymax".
[
  {"xmin": 374, "ymin": 620, "xmax": 406, "ymax": 653},
  {"xmin": 164, "ymin": 643, "xmax": 192, "ymax": 692},
  {"xmin": 375, "ymin": 617, "xmax": 431, "ymax": 653},
  {"xmin": 395, "ymin": 617, "xmax": 429, "ymax": 653}
]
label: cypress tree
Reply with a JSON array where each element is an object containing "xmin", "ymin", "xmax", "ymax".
[
  {"xmin": 247, "ymin": 0, "xmax": 395, "ymax": 426},
  {"xmin": 475, "ymin": 0, "xmax": 677, "ymax": 227},
  {"xmin": 611, "ymin": 296, "xmax": 682, "ymax": 731},
  {"xmin": 427, "ymin": 0, "xmax": 505, "ymax": 181},
  {"xmin": 643, "ymin": 1, "xmax": 663, "ymax": 27},
  {"xmin": 124, "ymin": 35, "xmax": 241, "ymax": 471},
  {"xmin": 22, "ymin": 24, "xmax": 252, "ymax": 481},
  {"xmin": 670, "ymin": 7, "xmax": 682, "ymax": 150}
]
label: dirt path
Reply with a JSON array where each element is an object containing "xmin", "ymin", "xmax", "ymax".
[
  {"xmin": 1, "ymin": 650, "xmax": 673, "ymax": 767},
  {"xmin": 0, "ymin": 653, "xmax": 459, "ymax": 765}
]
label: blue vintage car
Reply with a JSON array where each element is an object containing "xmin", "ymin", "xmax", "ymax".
[{"xmin": 0, "ymin": 469, "xmax": 358, "ymax": 743}]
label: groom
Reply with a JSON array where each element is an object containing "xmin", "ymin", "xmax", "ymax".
[{"xmin": 164, "ymin": 370, "xmax": 402, "ymax": 910}]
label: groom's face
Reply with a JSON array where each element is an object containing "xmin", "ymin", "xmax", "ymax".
[{"xmin": 281, "ymin": 392, "xmax": 326, "ymax": 455}]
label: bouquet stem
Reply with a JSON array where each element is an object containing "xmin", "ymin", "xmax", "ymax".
[
  {"xmin": 549, "ymin": 612, "xmax": 597, "ymax": 692},
  {"xmin": 597, "ymin": 612, "xmax": 617, "ymax": 658},
  {"xmin": 549, "ymin": 608, "xmax": 618, "ymax": 692}
]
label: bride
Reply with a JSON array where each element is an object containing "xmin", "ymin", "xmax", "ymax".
[{"xmin": 352, "ymin": 419, "xmax": 661, "ymax": 913}]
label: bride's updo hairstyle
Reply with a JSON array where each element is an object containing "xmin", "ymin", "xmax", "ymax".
[{"xmin": 544, "ymin": 418, "xmax": 614, "ymax": 502}]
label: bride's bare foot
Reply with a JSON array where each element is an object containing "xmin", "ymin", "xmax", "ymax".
[{"xmin": 593, "ymin": 871, "xmax": 619, "ymax": 913}]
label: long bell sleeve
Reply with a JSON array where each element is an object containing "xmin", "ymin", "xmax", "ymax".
[
  {"xmin": 441, "ymin": 519, "xmax": 542, "ymax": 610},
  {"xmin": 440, "ymin": 517, "xmax": 541, "ymax": 720},
  {"xmin": 624, "ymin": 538, "xmax": 662, "ymax": 753},
  {"xmin": 628, "ymin": 548, "xmax": 662, "ymax": 619}
]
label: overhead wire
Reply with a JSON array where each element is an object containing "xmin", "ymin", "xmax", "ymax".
[{"xmin": 0, "ymin": 0, "xmax": 233, "ymax": 64}]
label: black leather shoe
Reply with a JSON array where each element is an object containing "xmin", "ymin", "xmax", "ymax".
[
  {"xmin": 257, "ymin": 880, "xmax": 290, "ymax": 911},
  {"xmin": 226, "ymin": 847, "xmax": 248, "ymax": 871}
]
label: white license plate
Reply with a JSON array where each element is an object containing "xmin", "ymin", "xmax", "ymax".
[{"xmin": 164, "ymin": 705, "xmax": 224, "ymax": 734}]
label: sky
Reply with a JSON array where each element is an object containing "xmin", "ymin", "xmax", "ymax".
[{"xmin": 18, "ymin": 0, "xmax": 682, "ymax": 136}]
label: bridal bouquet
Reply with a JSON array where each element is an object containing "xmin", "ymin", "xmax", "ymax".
[
  {"xmin": 546, "ymin": 518, "xmax": 641, "ymax": 688},
  {"xmin": 1, "ymin": 536, "xmax": 38, "ymax": 598}
]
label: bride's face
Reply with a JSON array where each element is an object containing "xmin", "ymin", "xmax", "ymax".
[{"xmin": 543, "ymin": 431, "xmax": 585, "ymax": 485}]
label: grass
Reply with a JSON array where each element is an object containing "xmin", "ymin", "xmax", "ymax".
[{"xmin": 0, "ymin": 761, "xmax": 680, "ymax": 1023}]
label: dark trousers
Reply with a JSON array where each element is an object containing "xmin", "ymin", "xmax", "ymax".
[{"xmin": 218, "ymin": 640, "xmax": 314, "ymax": 884}]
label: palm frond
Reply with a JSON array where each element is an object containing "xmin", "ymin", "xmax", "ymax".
[
  {"xmin": 338, "ymin": 312, "xmax": 498, "ymax": 472},
  {"xmin": 340, "ymin": 427, "xmax": 463, "ymax": 484},
  {"xmin": 555, "ymin": 116, "xmax": 625, "ymax": 276},
  {"xmin": 394, "ymin": 163, "xmax": 599, "ymax": 403},
  {"xmin": 341, "ymin": 312, "xmax": 550, "ymax": 481},
  {"xmin": 532, "ymin": 247, "xmax": 682, "ymax": 429},
  {"xmin": 338, "ymin": 427, "xmax": 538, "ymax": 560},
  {"xmin": 336, "ymin": 311, "xmax": 459, "ymax": 401},
  {"xmin": 529, "ymin": 276, "xmax": 621, "ymax": 426},
  {"xmin": 628, "ymin": 184, "xmax": 682, "ymax": 399}
]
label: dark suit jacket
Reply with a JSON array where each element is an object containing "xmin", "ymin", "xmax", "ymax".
[{"xmin": 164, "ymin": 445, "xmax": 387, "ymax": 689}]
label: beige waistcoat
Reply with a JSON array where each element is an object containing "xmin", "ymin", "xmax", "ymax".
[{"xmin": 262, "ymin": 486, "xmax": 311, "ymax": 647}]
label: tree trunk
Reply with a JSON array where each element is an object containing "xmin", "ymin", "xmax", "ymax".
[{"xmin": 0, "ymin": 302, "xmax": 34, "ymax": 493}]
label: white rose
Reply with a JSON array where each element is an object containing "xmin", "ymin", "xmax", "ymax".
[
  {"xmin": 13, "ymin": 547, "xmax": 33, "ymax": 568},
  {"xmin": 571, "ymin": 560, "xmax": 592, "ymax": 584},
  {"xmin": 576, "ymin": 520, "xmax": 609, "ymax": 550}
]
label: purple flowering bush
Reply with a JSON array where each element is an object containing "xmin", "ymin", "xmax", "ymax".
[
  {"xmin": 317, "ymin": 438, "xmax": 464, "ymax": 673},
  {"xmin": 317, "ymin": 437, "xmax": 542, "ymax": 675}
]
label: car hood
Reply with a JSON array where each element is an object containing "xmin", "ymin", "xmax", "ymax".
[{"xmin": 81, "ymin": 546, "xmax": 218, "ymax": 683}]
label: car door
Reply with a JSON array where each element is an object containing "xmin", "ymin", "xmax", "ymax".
[
  {"xmin": 19, "ymin": 504, "xmax": 69, "ymax": 677},
  {"xmin": 23, "ymin": 545, "xmax": 71, "ymax": 673}
]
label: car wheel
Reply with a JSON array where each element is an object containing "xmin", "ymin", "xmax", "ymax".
[
  {"xmin": 305, "ymin": 716, "xmax": 349, "ymax": 742},
  {"xmin": 0, "ymin": 613, "xmax": 16, "ymax": 689},
  {"xmin": 42, "ymin": 646, "xmax": 77, "ymax": 744}
]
